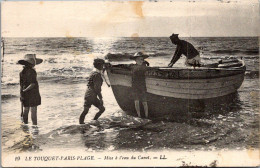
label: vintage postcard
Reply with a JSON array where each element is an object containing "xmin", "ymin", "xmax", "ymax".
[{"xmin": 1, "ymin": 0, "xmax": 259, "ymax": 167}]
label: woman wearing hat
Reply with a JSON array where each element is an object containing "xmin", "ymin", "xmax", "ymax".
[
  {"xmin": 18, "ymin": 54, "xmax": 43, "ymax": 126},
  {"xmin": 130, "ymin": 52, "xmax": 149, "ymax": 118},
  {"xmin": 79, "ymin": 58, "xmax": 106, "ymax": 124},
  {"xmin": 168, "ymin": 33, "xmax": 201, "ymax": 67}
]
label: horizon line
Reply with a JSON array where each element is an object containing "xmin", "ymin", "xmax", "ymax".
[{"xmin": 2, "ymin": 36, "xmax": 259, "ymax": 38}]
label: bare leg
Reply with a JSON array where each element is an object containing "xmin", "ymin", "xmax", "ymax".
[
  {"xmin": 93, "ymin": 105, "xmax": 105, "ymax": 120},
  {"xmin": 79, "ymin": 106, "xmax": 90, "ymax": 124},
  {"xmin": 20, "ymin": 103, "xmax": 24, "ymax": 122},
  {"xmin": 31, "ymin": 107, "xmax": 37, "ymax": 125},
  {"xmin": 134, "ymin": 100, "xmax": 141, "ymax": 117},
  {"xmin": 23, "ymin": 107, "xmax": 30, "ymax": 124},
  {"xmin": 142, "ymin": 102, "xmax": 149, "ymax": 118}
]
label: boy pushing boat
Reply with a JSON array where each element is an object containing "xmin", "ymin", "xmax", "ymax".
[{"xmin": 79, "ymin": 59, "xmax": 106, "ymax": 124}]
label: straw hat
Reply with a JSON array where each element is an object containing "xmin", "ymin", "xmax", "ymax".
[
  {"xmin": 130, "ymin": 52, "xmax": 149, "ymax": 60},
  {"xmin": 18, "ymin": 54, "xmax": 43, "ymax": 65}
]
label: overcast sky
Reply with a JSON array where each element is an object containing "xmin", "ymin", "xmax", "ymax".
[{"xmin": 2, "ymin": 0, "xmax": 259, "ymax": 37}]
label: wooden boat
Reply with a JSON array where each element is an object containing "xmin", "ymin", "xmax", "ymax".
[{"xmin": 105, "ymin": 59, "xmax": 246, "ymax": 120}]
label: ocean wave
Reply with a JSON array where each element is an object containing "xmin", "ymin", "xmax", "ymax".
[
  {"xmin": 47, "ymin": 66, "xmax": 91, "ymax": 74},
  {"xmin": 4, "ymin": 82, "xmax": 19, "ymax": 86},
  {"xmin": 244, "ymin": 50, "xmax": 259, "ymax": 55},
  {"xmin": 44, "ymin": 57, "xmax": 80, "ymax": 64},
  {"xmin": 1, "ymin": 76, "xmax": 19, "ymax": 86},
  {"xmin": 243, "ymin": 56, "xmax": 259, "ymax": 59},
  {"xmin": 245, "ymin": 70, "xmax": 259, "ymax": 79},
  {"xmin": 44, "ymin": 57, "xmax": 85, "ymax": 64},
  {"xmin": 1, "ymin": 66, "xmax": 92, "ymax": 86},
  {"xmin": 105, "ymin": 52, "xmax": 169, "ymax": 61},
  {"xmin": 145, "ymin": 52, "xmax": 169, "ymax": 57},
  {"xmin": 38, "ymin": 76, "xmax": 86, "ymax": 84},
  {"xmin": 12, "ymin": 44, "xmax": 27, "ymax": 47},
  {"xmin": 202, "ymin": 55, "xmax": 259, "ymax": 61},
  {"xmin": 202, "ymin": 55, "xmax": 238, "ymax": 60},
  {"xmin": 105, "ymin": 53, "xmax": 132, "ymax": 60},
  {"xmin": 3, "ymin": 52, "xmax": 16, "ymax": 55},
  {"xmin": 38, "ymin": 66, "xmax": 92, "ymax": 80},
  {"xmin": 211, "ymin": 49, "xmax": 259, "ymax": 55},
  {"xmin": 1, "ymin": 94, "xmax": 18, "ymax": 100},
  {"xmin": 44, "ymin": 58, "xmax": 57, "ymax": 63}
]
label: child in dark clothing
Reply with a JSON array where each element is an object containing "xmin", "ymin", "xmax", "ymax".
[
  {"xmin": 79, "ymin": 59, "xmax": 106, "ymax": 124},
  {"xmin": 130, "ymin": 52, "xmax": 149, "ymax": 118},
  {"xmin": 18, "ymin": 54, "xmax": 43, "ymax": 126}
]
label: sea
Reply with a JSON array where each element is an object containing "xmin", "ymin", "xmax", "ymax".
[{"xmin": 1, "ymin": 37, "xmax": 259, "ymax": 153}]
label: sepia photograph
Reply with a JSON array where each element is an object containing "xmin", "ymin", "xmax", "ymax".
[{"xmin": 1, "ymin": 0, "xmax": 259, "ymax": 167}]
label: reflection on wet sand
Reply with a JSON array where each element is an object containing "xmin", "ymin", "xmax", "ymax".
[{"xmin": 2, "ymin": 86, "xmax": 258, "ymax": 153}]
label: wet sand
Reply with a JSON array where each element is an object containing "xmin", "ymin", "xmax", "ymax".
[{"xmin": 2, "ymin": 75, "xmax": 259, "ymax": 151}]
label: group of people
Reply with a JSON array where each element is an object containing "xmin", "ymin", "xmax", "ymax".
[{"xmin": 19, "ymin": 33, "xmax": 201, "ymax": 125}]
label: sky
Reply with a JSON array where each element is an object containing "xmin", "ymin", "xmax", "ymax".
[{"xmin": 1, "ymin": 0, "xmax": 259, "ymax": 37}]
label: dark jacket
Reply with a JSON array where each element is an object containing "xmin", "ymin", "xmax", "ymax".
[
  {"xmin": 170, "ymin": 40, "xmax": 199, "ymax": 65},
  {"xmin": 20, "ymin": 66, "xmax": 41, "ymax": 107}
]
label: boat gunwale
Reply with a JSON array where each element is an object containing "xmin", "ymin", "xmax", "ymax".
[
  {"xmin": 107, "ymin": 59, "xmax": 245, "ymax": 70},
  {"xmin": 108, "ymin": 66, "xmax": 246, "ymax": 80},
  {"xmin": 109, "ymin": 71, "xmax": 245, "ymax": 83}
]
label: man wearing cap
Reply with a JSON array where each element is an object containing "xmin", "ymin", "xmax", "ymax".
[
  {"xmin": 168, "ymin": 33, "xmax": 201, "ymax": 67},
  {"xmin": 130, "ymin": 52, "xmax": 149, "ymax": 118},
  {"xmin": 79, "ymin": 59, "xmax": 106, "ymax": 124}
]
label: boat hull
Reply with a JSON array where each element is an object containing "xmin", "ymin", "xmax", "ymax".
[
  {"xmin": 111, "ymin": 85, "xmax": 241, "ymax": 120},
  {"xmin": 106, "ymin": 62, "xmax": 246, "ymax": 119}
]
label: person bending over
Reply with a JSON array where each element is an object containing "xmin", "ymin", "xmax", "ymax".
[{"xmin": 168, "ymin": 33, "xmax": 201, "ymax": 67}]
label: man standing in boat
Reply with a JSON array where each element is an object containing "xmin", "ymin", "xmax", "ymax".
[
  {"xmin": 130, "ymin": 52, "xmax": 149, "ymax": 118},
  {"xmin": 79, "ymin": 59, "xmax": 106, "ymax": 124},
  {"xmin": 168, "ymin": 33, "xmax": 201, "ymax": 67}
]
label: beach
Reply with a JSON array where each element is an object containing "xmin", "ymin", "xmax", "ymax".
[{"xmin": 1, "ymin": 37, "xmax": 259, "ymax": 160}]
